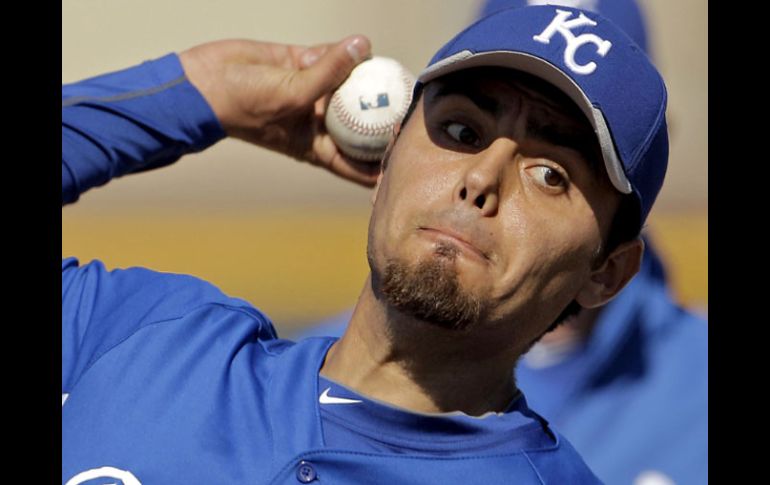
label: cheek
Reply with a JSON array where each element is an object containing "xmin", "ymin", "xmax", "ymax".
[
  {"xmin": 374, "ymin": 136, "xmax": 460, "ymax": 232},
  {"xmin": 368, "ymin": 150, "xmax": 442, "ymax": 264},
  {"xmin": 391, "ymin": 131, "xmax": 460, "ymax": 196},
  {"xmin": 493, "ymin": 195, "xmax": 602, "ymax": 302}
]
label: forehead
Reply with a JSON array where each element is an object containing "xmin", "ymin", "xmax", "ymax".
[{"xmin": 423, "ymin": 67, "xmax": 588, "ymax": 124}]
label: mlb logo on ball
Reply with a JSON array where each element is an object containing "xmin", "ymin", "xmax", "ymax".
[
  {"xmin": 359, "ymin": 93, "xmax": 390, "ymax": 111},
  {"xmin": 324, "ymin": 56, "xmax": 415, "ymax": 161}
]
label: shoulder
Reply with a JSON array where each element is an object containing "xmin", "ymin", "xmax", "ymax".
[
  {"xmin": 62, "ymin": 257, "xmax": 279, "ymax": 390},
  {"xmin": 62, "ymin": 256, "xmax": 266, "ymax": 324}
]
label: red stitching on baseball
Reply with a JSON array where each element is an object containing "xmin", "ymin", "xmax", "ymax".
[{"xmin": 330, "ymin": 65, "xmax": 415, "ymax": 137}]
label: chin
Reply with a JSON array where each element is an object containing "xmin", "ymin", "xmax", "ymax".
[{"xmin": 378, "ymin": 247, "xmax": 486, "ymax": 331}]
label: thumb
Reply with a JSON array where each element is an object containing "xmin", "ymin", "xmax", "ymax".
[{"xmin": 293, "ymin": 35, "xmax": 371, "ymax": 105}]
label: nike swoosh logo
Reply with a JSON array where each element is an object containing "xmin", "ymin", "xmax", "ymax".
[{"xmin": 319, "ymin": 387, "xmax": 363, "ymax": 405}]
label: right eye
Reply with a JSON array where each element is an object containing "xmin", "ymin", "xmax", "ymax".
[{"xmin": 444, "ymin": 122, "xmax": 481, "ymax": 148}]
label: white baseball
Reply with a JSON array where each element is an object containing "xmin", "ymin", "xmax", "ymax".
[{"xmin": 325, "ymin": 56, "xmax": 416, "ymax": 162}]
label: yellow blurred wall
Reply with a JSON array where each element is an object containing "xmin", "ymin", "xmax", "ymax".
[{"xmin": 62, "ymin": 210, "xmax": 707, "ymax": 332}]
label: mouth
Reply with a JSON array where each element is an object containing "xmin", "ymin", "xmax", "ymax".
[{"xmin": 418, "ymin": 226, "xmax": 490, "ymax": 262}]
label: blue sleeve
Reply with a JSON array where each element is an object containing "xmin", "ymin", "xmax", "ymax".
[
  {"xmin": 61, "ymin": 256, "xmax": 277, "ymax": 392},
  {"xmin": 62, "ymin": 53, "xmax": 226, "ymax": 205}
]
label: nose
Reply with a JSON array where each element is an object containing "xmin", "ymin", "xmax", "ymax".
[{"xmin": 454, "ymin": 138, "xmax": 516, "ymax": 217}]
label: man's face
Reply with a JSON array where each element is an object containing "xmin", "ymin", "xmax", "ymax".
[{"xmin": 367, "ymin": 67, "xmax": 621, "ymax": 345}]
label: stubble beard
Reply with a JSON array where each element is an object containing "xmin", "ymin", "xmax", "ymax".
[{"xmin": 378, "ymin": 241, "xmax": 485, "ymax": 331}]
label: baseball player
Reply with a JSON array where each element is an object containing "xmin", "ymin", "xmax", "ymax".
[
  {"xmin": 298, "ymin": 1, "xmax": 709, "ymax": 484},
  {"xmin": 62, "ymin": 5, "xmax": 669, "ymax": 484}
]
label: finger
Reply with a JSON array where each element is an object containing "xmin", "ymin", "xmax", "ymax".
[
  {"xmin": 291, "ymin": 35, "xmax": 371, "ymax": 106},
  {"xmin": 229, "ymin": 41, "xmax": 317, "ymax": 70},
  {"xmin": 331, "ymin": 156, "xmax": 381, "ymax": 187},
  {"xmin": 312, "ymin": 135, "xmax": 380, "ymax": 187},
  {"xmin": 327, "ymin": 155, "xmax": 381, "ymax": 187},
  {"xmin": 298, "ymin": 44, "xmax": 332, "ymax": 68},
  {"xmin": 314, "ymin": 95, "xmax": 329, "ymax": 118},
  {"xmin": 208, "ymin": 39, "xmax": 303, "ymax": 69}
]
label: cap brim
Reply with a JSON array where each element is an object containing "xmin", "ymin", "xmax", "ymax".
[{"xmin": 418, "ymin": 50, "xmax": 633, "ymax": 194}]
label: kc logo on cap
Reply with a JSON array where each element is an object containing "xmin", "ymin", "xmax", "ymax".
[{"xmin": 533, "ymin": 9, "xmax": 612, "ymax": 75}]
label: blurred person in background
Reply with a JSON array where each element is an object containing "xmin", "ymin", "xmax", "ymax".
[{"xmin": 296, "ymin": 1, "xmax": 708, "ymax": 484}]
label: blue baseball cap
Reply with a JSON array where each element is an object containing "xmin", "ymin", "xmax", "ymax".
[
  {"xmin": 417, "ymin": 5, "xmax": 668, "ymax": 227},
  {"xmin": 479, "ymin": 0, "xmax": 650, "ymax": 54}
]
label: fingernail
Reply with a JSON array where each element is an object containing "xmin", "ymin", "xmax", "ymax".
[{"xmin": 346, "ymin": 37, "xmax": 368, "ymax": 63}]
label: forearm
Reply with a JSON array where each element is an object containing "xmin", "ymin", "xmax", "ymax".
[{"xmin": 61, "ymin": 53, "xmax": 226, "ymax": 205}]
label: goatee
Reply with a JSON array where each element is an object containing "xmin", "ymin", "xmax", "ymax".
[{"xmin": 380, "ymin": 242, "xmax": 483, "ymax": 331}]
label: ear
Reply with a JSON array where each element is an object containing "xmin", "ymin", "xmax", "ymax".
[
  {"xmin": 575, "ymin": 237, "xmax": 644, "ymax": 309},
  {"xmin": 371, "ymin": 123, "xmax": 401, "ymax": 206}
]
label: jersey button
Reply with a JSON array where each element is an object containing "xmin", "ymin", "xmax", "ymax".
[{"xmin": 296, "ymin": 461, "xmax": 317, "ymax": 483}]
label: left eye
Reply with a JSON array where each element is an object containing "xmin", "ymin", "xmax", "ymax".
[
  {"xmin": 444, "ymin": 122, "xmax": 481, "ymax": 147},
  {"xmin": 529, "ymin": 166, "xmax": 567, "ymax": 188}
]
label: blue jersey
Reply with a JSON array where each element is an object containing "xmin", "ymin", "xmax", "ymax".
[
  {"xmin": 62, "ymin": 54, "xmax": 601, "ymax": 484},
  {"xmin": 297, "ymin": 246, "xmax": 708, "ymax": 485}
]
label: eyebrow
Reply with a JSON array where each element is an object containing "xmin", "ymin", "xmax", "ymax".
[
  {"xmin": 431, "ymin": 82, "xmax": 601, "ymax": 172},
  {"xmin": 432, "ymin": 84, "xmax": 502, "ymax": 118},
  {"xmin": 527, "ymin": 119, "xmax": 601, "ymax": 171}
]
